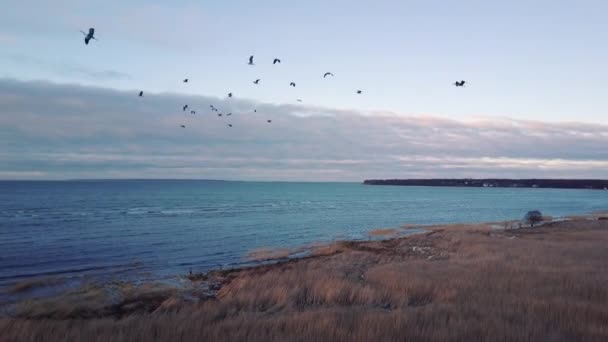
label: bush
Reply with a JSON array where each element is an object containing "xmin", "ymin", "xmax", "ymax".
[{"xmin": 524, "ymin": 210, "xmax": 543, "ymax": 227}]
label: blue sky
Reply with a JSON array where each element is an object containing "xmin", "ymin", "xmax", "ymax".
[{"xmin": 1, "ymin": 1, "xmax": 608, "ymax": 180}]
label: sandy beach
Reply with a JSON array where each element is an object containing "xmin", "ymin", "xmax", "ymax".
[{"xmin": 2, "ymin": 214, "xmax": 608, "ymax": 341}]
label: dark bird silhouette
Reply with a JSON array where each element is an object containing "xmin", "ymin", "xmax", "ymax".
[
  {"xmin": 180, "ymin": 125, "xmax": 186, "ymax": 128},
  {"xmin": 267, "ymin": 120, "xmax": 272, "ymax": 123},
  {"xmin": 323, "ymin": 72, "xmax": 334, "ymax": 78},
  {"xmin": 183, "ymin": 78, "xmax": 189, "ymax": 83},
  {"xmin": 212, "ymin": 108, "xmax": 218, "ymax": 112},
  {"xmin": 190, "ymin": 110, "xmax": 196, "ymax": 115},
  {"xmin": 356, "ymin": 90, "xmax": 362, "ymax": 94},
  {"xmin": 254, "ymin": 109, "xmax": 257, "ymax": 113},
  {"xmin": 226, "ymin": 113, "xmax": 232, "ymax": 116},
  {"xmin": 183, "ymin": 105, "xmax": 188, "ymax": 111},
  {"xmin": 228, "ymin": 93, "xmax": 233, "ymax": 98},
  {"xmin": 228, "ymin": 124, "xmax": 233, "ymax": 127},
  {"xmin": 80, "ymin": 28, "xmax": 96, "ymax": 45},
  {"xmin": 273, "ymin": 58, "xmax": 281, "ymax": 64},
  {"xmin": 138, "ymin": 91, "xmax": 143, "ymax": 97},
  {"xmin": 296, "ymin": 99, "xmax": 303, "ymax": 102},
  {"xmin": 453, "ymin": 80, "xmax": 466, "ymax": 87},
  {"xmin": 218, "ymin": 113, "xmax": 223, "ymax": 117},
  {"xmin": 253, "ymin": 79, "xmax": 261, "ymax": 85},
  {"xmin": 289, "ymin": 82, "xmax": 296, "ymax": 87},
  {"xmin": 248, "ymin": 55, "xmax": 254, "ymax": 65}
]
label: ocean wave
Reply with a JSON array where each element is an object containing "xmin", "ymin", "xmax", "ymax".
[{"xmin": 160, "ymin": 209, "xmax": 195, "ymax": 215}]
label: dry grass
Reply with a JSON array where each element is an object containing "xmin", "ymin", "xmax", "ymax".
[
  {"xmin": 367, "ymin": 228, "xmax": 398, "ymax": 237},
  {"xmin": 2, "ymin": 219, "xmax": 608, "ymax": 341},
  {"xmin": 11, "ymin": 282, "xmax": 177, "ymax": 320},
  {"xmin": 246, "ymin": 248, "xmax": 294, "ymax": 261}
]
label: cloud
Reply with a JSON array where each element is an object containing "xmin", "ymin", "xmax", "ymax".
[
  {"xmin": 1, "ymin": 54, "xmax": 131, "ymax": 80},
  {"xmin": 0, "ymin": 78, "xmax": 607, "ymax": 180},
  {"xmin": 0, "ymin": 31, "xmax": 16, "ymax": 44}
]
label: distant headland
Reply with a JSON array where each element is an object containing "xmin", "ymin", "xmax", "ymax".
[{"xmin": 363, "ymin": 179, "xmax": 608, "ymax": 190}]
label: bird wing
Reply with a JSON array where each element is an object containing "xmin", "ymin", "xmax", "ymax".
[{"xmin": 89, "ymin": 28, "xmax": 95, "ymax": 35}]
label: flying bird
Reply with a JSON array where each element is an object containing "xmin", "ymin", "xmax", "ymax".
[
  {"xmin": 248, "ymin": 55, "xmax": 254, "ymax": 65},
  {"xmin": 267, "ymin": 120, "xmax": 272, "ymax": 123},
  {"xmin": 453, "ymin": 80, "xmax": 466, "ymax": 87},
  {"xmin": 289, "ymin": 82, "xmax": 296, "ymax": 87},
  {"xmin": 138, "ymin": 91, "xmax": 143, "ymax": 97},
  {"xmin": 80, "ymin": 28, "xmax": 97, "ymax": 45},
  {"xmin": 180, "ymin": 125, "xmax": 186, "ymax": 128},
  {"xmin": 190, "ymin": 110, "xmax": 196, "ymax": 115},
  {"xmin": 254, "ymin": 109, "xmax": 257, "ymax": 113},
  {"xmin": 183, "ymin": 105, "xmax": 188, "ymax": 111},
  {"xmin": 183, "ymin": 79, "xmax": 189, "ymax": 83},
  {"xmin": 273, "ymin": 58, "xmax": 281, "ymax": 64},
  {"xmin": 228, "ymin": 93, "xmax": 233, "ymax": 98},
  {"xmin": 253, "ymin": 79, "xmax": 261, "ymax": 85},
  {"xmin": 323, "ymin": 72, "xmax": 334, "ymax": 78},
  {"xmin": 218, "ymin": 113, "xmax": 223, "ymax": 117},
  {"xmin": 228, "ymin": 124, "xmax": 233, "ymax": 127},
  {"xmin": 356, "ymin": 90, "xmax": 362, "ymax": 94},
  {"xmin": 296, "ymin": 99, "xmax": 303, "ymax": 102},
  {"xmin": 226, "ymin": 113, "xmax": 232, "ymax": 116}
]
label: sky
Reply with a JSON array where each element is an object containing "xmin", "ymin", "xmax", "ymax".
[{"xmin": 1, "ymin": 0, "xmax": 607, "ymax": 180}]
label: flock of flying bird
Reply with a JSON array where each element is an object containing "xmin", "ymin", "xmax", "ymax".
[{"xmin": 81, "ymin": 28, "xmax": 466, "ymax": 129}]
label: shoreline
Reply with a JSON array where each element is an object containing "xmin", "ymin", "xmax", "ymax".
[
  {"xmin": 2, "ymin": 210, "xmax": 608, "ymax": 340},
  {"xmin": 3, "ymin": 210, "xmax": 607, "ymax": 305}
]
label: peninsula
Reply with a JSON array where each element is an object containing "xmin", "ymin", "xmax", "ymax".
[{"xmin": 363, "ymin": 178, "xmax": 608, "ymax": 190}]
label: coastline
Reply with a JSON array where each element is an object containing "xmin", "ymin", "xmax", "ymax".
[
  {"xmin": 2, "ymin": 211, "xmax": 608, "ymax": 341},
  {"xmin": 363, "ymin": 178, "xmax": 608, "ymax": 190}
]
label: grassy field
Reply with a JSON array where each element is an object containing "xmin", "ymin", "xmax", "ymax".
[{"xmin": 2, "ymin": 218, "xmax": 608, "ymax": 341}]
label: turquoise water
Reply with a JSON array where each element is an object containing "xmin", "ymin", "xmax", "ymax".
[{"xmin": 0, "ymin": 180, "xmax": 606, "ymax": 290}]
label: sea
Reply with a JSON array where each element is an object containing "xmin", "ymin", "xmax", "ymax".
[{"xmin": 0, "ymin": 180, "xmax": 606, "ymax": 295}]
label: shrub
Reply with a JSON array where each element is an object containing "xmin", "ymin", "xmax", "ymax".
[{"xmin": 524, "ymin": 210, "xmax": 543, "ymax": 227}]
